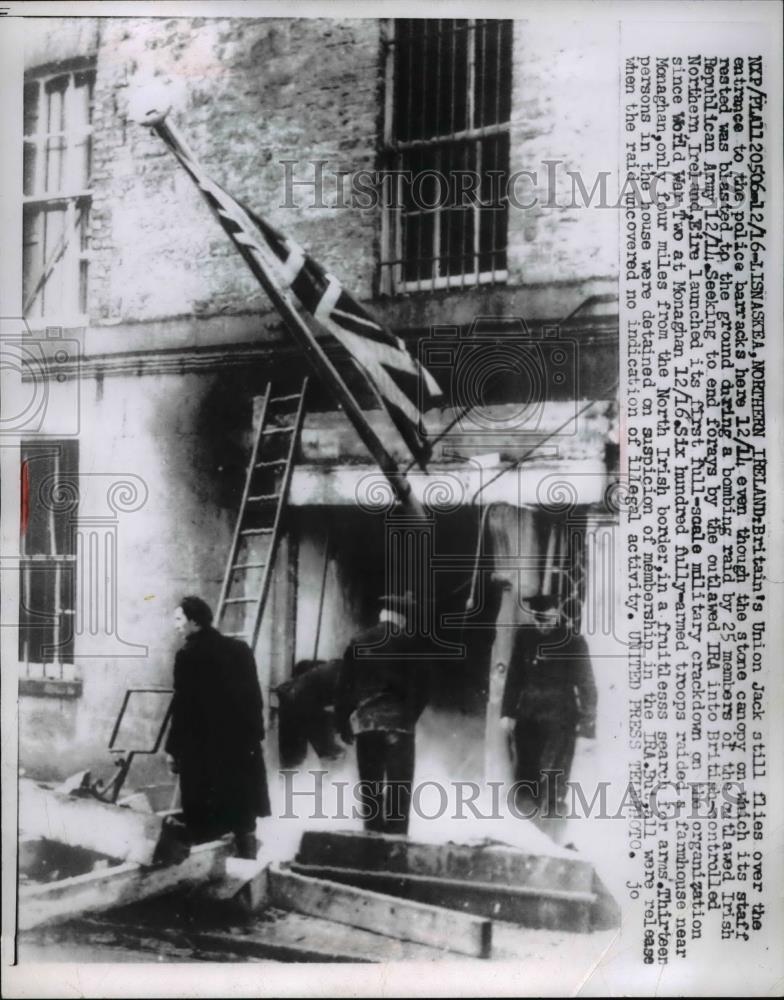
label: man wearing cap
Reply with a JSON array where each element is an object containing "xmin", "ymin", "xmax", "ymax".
[
  {"xmin": 500, "ymin": 594, "xmax": 597, "ymax": 818},
  {"xmin": 336, "ymin": 593, "xmax": 430, "ymax": 835}
]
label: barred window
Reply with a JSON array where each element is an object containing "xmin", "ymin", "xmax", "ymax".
[
  {"xmin": 381, "ymin": 19, "xmax": 512, "ymax": 294},
  {"xmin": 19, "ymin": 440, "xmax": 79, "ymax": 680},
  {"xmin": 23, "ymin": 67, "xmax": 95, "ymax": 323}
]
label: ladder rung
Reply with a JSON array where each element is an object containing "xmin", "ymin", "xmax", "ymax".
[
  {"xmin": 223, "ymin": 597, "xmax": 257, "ymax": 605},
  {"xmin": 232, "ymin": 561, "xmax": 267, "ymax": 571},
  {"xmin": 255, "ymin": 459, "xmax": 287, "ymax": 469},
  {"xmin": 248, "ymin": 493, "xmax": 281, "ymax": 504},
  {"xmin": 262, "ymin": 425, "xmax": 295, "ymax": 436},
  {"xmin": 269, "ymin": 392, "xmax": 303, "ymax": 404},
  {"xmin": 240, "ymin": 528, "xmax": 274, "ymax": 536}
]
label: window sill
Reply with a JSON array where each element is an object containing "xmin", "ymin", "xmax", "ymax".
[
  {"xmin": 19, "ymin": 676, "xmax": 82, "ymax": 699},
  {"xmin": 22, "ymin": 316, "xmax": 89, "ymax": 332},
  {"xmin": 388, "ymin": 271, "xmax": 509, "ymax": 296}
]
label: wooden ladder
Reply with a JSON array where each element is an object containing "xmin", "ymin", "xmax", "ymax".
[{"xmin": 215, "ymin": 378, "xmax": 308, "ymax": 650}]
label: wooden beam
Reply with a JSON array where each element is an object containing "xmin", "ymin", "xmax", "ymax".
[
  {"xmin": 66, "ymin": 909, "xmax": 443, "ymax": 963},
  {"xmin": 268, "ymin": 863, "xmax": 491, "ymax": 958},
  {"xmin": 201, "ymin": 856, "xmax": 269, "ymax": 912},
  {"xmin": 18, "ymin": 840, "xmax": 231, "ymax": 931},
  {"xmin": 296, "ymin": 829, "xmax": 595, "ymax": 893},
  {"xmin": 290, "ymin": 862, "xmax": 596, "ymax": 933},
  {"xmin": 19, "ymin": 779, "xmax": 166, "ymax": 866}
]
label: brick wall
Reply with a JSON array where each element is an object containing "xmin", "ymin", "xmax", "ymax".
[
  {"xmin": 88, "ymin": 17, "xmax": 380, "ymax": 326},
  {"xmin": 507, "ymin": 20, "xmax": 619, "ymax": 284},
  {"xmin": 25, "ymin": 16, "xmax": 619, "ymax": 340}
]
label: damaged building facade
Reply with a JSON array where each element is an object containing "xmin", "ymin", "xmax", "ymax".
[{"xmin": 19, "ymin": 16, "xmax": 621, "ymax": 793}]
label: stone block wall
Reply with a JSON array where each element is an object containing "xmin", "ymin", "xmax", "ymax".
[{"xmin": 24, "ymin": 15, "xmax": 619, "ymax": 343}]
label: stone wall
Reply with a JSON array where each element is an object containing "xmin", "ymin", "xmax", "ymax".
[
  {"xmin": 24, "ymin": 16, "xmax": 618, "ymax": 344},
  {"xmin": 19, "ymin": 14, "xmax": 620, "ymax": 783}
]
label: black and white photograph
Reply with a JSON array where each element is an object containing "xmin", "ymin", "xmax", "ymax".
[{"xmin": 1, "ymin": 2, "xmax": 781, "ymax": 996}]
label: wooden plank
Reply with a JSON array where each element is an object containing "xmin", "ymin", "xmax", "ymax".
[
  {"xmin": 64, "ymin": 910, "xmax": 444, "ymax": 963},
  {"xmin": 290, "ymin": 862, "xmax": 596, "ymax": 933},
  {"xmin": 591, "ymin": 870, "xmax": 622, "ymax": 930},
  {"xmin": 296, "ymin": 829, "xmax": 595, "ymax": 893},
  {"xmin": 268, "ymin": 864, "xmax": 491, "ymax": 958},
  {"xmin": 18, "ymin": 840, "xmax": 231, "ymax": 931},
  {"xmin": 201, "ymin": 857, "xmax": 269, "ymax": 911},
  {"xmin": 19, "ymin": 778, "xmax": 166, "ymax": 866}
]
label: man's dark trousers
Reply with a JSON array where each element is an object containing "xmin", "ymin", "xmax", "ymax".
[
  {"xmin": 355, "ymin": 731, "xmax": 415, "ymax": 835},
  {"xmin": 513, "ymin": 711, "xmax": 577, "ymax": 814}
]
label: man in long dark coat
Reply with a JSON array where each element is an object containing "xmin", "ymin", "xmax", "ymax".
[
  {"xmin": 501, "ymin": 594, "xmax": 597, "ymax": 818},
  {"xmin": 165, "ymin": 595, "xmax": 271, "ymax": 858},
  {"xmin": 336, "ymin": 594, "xmax": 430, "ymax": 836}
]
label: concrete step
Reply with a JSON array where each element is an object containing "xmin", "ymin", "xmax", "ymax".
[
  {"xmin": 290, "ymin": 862, "xmax": 596, "ymax": 933},
  {"xmin": 296, "ymin": 829, "xmax": 595, "ymax": 894}
]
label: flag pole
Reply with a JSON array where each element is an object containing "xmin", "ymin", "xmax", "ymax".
[
  {"xmin": 145, "ymin": 111, "xmax": 422, "ymax": 517},
  {"xmin": 401, "ymin": 400, "xmax": 478, "ymax": 475}
]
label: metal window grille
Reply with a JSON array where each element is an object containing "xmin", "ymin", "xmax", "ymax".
[
  {"xmin": 19, "ymin": 440, "xmax": 79, "ymax": 677},
  {"xmin": 23, "ymin": 67, "xmax": 95, "ymax": 323},
  {"xmin": 381, "ymin": 19, "xmax": 512, "ymax": 294}
]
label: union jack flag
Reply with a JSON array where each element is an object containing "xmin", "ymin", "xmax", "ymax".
[{"xmin": 153, "ymin": 121, "xmax": 442, "ymax": 469}]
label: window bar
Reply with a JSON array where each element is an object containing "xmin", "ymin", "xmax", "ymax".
[
  {"xmin": 466, "ymin": 20, "xmax": 476, "ymax": 131},
  {"xmin": 421, "ymin": 19, "xmax": 430, "ymax": 141},
  {"xmin": 41, "ymin": 211, "xmax": 50, "ymax": 318},
  {"xmin": 415, "ymin": 172, "xmax": 422, "ymax": 293},
  {"xmin": 382, "ymin": 21, "xmax": 395, "ymax": 293},
  {"xmin": 405, "ymin": 20, "xmax": 413, "ymax": 144},
  {"xmin": 22, "ymin": 562, "xmax": 31, "ymax": 672},
  {"xmin": 89, "ymin": 529, "xmax": 98, "ymax": 637},
  {"xmin": 478, "ymin": 19, "xmax": 487, "ymax": 129},
  {"xmin": 32, "ymin": 82, "xmax": 45, "ymax": 198},
  {"xmin": 394, "ymin": 160, "xmax": 404, "ymax": 291},
  {"xmin": 76, "ymin": 528, "xmax": 85, "ymax": 638},
  {"xmin": 383, "ymin": 20, "xmax": 395, "ymax": 147},
  {"xmin": 495, "ymin": 20, "xmax": 502, "ymax": 127},
  {"xmin": 432, "ymin": 145, "xmax": 441, "ymax": 288},
  {"xmin": 443, "ymin": 152, "xmax": 452, "ymax": 284},
  {"xmin": 52, "ymin": 559, "xmax": 63, "ymax": 676},
  {"xmin": 474, "ymin": 138, "xmax": 482, "ymax": 283},
  {"xmin": 64, "ymin": 74, "xmax": 77, "ymax": 195},
  {"xmin": 434, "ymin": 22, "xmax": 442, "ymax": 141},
  {"xmin": 64, "ymin": 199, "xmax": 77, "ymax": 317},
  {"xmin": 464, "ymin": 20, "xmax": 477, "ymax": 291},
  {"xmin": 50, "ymin": 447, "xmax": 62, "ymax": 674},
  {"xmin": 459, "ymin": 188, "xmax": 466, "ymax": 290},
  {"xmin": 79, "ymin": 205, "xmax": 89, "ymax": 315},
  {"xmin": 449, "ymin": 20, "xmax": 457, "ymax": 136},
  {"xmin": 490, "ymin": 142, "xmax": 497, "ymax": 284}
]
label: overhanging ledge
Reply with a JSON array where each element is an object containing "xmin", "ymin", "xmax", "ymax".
[{"xmin": 289, "ymin": 458, "xmax": 612, "ymax": 509}]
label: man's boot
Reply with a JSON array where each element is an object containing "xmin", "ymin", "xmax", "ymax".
[{"xmin": 234, "ymin": 831, "xmax": 258, "ymax": 860}]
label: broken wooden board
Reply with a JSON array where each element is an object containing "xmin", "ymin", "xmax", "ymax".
[
  {"xmin": 268, "ymin": 863, "xmax": 491, "ymax": 958},
  {"xmin": 296, "ymin": 829, "xmax": 595, "ymax": 893},
  {"xmin": 290, "ymin": 862, "xmax": 596, "ymax": 933},
  {"xmin": 30, "ymin": 909, "xmax": 447, "ymax": 963},
  {"xmin": 19, "ymin": 778, "xmax": 167, "ymax": 866},
  {"xmin": 201, "ymin": 857, "xmax": 269, "ymax": 912},
  {"xmin": 18, "ymin": 839, "xmax": 231, "ymax": 931}
]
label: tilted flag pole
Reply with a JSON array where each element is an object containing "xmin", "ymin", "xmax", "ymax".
[{"xmin": 141, "ymin": 107, "xmax": 424, "ymax": 514}]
